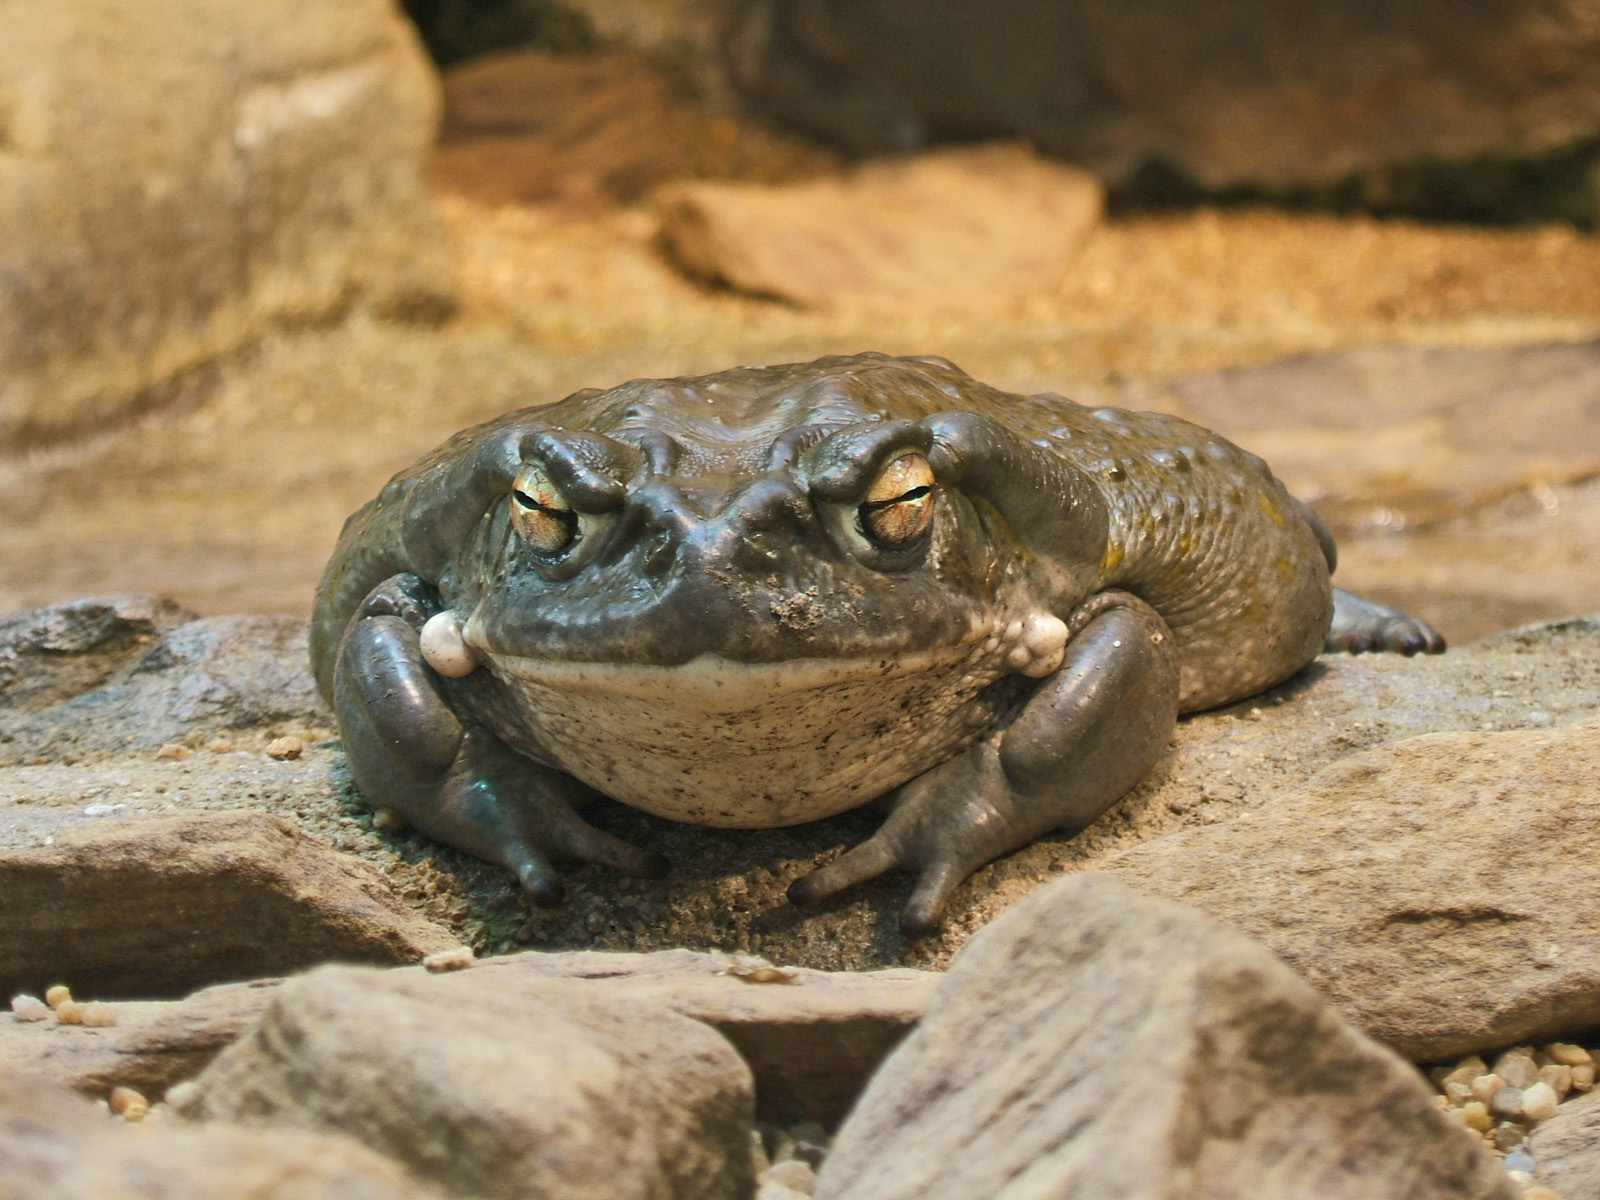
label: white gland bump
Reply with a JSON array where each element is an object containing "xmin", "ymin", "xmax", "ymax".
[
  {"xmin": 420, "ymin": 611, "xmax": 479, "ymax": 678},
  {"xmin": 1018, "ymin": 612, "xmax": 1070, "ymax": 678}
]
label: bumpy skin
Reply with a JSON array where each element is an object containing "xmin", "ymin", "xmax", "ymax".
[{"xmin": 311, "ymin": 353, "xmax": 1442, "ymax": 936}]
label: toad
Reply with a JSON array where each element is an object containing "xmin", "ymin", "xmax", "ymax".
[{"xmin": 310, "ymin": 353, "xmax": 1441, "ymax": 935}]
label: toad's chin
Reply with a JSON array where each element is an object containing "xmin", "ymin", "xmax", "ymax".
[{"xmin": 476, "ymin": 646, "xmax": 1020, "ymax": 828}]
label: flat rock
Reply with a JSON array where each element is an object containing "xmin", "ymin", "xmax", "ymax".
[
  {"xmin": 180, "ymin": 962, "xmax": 757, "ymax": 1200},
  {"xmin": 0, "ymin": 0, "xmax": 452, "ymax": 446},
  {"xmin": 0, "ymin": 1062, "xmax": 444, "ymax": 1199},
  {"xmin": 0, "ymin": 811, "xmax": 456, "ymax": 1000},
  {"xmin": 656, "ymin": 143, "xmax": 1102, "ymax": 307},
  {"xmin": 1105, "ymin": 713, "xmax": 1600, "ymax": 1061},
  {"xmin": 1528, "ymin": 1088, "xmax": 1600, "ymax": 1199},
  {"xmin": 813, "ymin": 873, "xmax": 1513, "ymax": 1200}
]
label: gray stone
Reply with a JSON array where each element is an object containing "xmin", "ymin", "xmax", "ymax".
[
  {"xmin": 0, "ymin": 1062, "xmax": 444, "ymax": 1200},
  {"xmin": 0, "ymin": 0, "xmax": 454, "ymax": 446},
  {"xmin": 1529, "ymin": 1088, "xmax": 1600, "ymax": 1199},
  {"xmin": 1105, "ymin": 713, "xmax": 1600, "ymax": 1061},
  {"xmin": 0, "ymin": 595, "xmax": 195, "ymax": 715},
  {"xmin": 814, "ymin": 873, "xmax": 1513, "ymax": 1200},
  {"xmin": 0, "ymin": 811, "xmax": 457, "ymax": 1000},
  {"xmin": 180, "ymin": 962, "xmax": 757, "ymax": 1200}
]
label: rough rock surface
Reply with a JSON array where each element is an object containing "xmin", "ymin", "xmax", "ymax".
[
  {"xmin": 0, "ymin": 1063, "xmax": 445, "ymax": 1200},
  {"xmin": 723, "ymin": 0, "xmax": 1600, "ymax": 220},
  {"xmin": 0, "ymin": 0, "xmax": 453, "ymax": 446},
  {"xmin": 1528, "ymin": 1087, "xmax": 1600, "ymax": 1198},
  {"xmin": 657, "ymin": 143, "xmax": 1103, "ymax": 306},
  {"xmin": 1105, "ymin": 714, "xmax": 1600, "ymax": 1061},
  {"xmin": 3, "ymin": 596, "xmax": 1597, "ymax": 975},
  {"xmin": 813, "ymin": 873, "xmax": 1513, "ymax": 1200},
  {"xmin": 0, "ymin": 812, "xmax": 456, "ymax": 1000},
  {"xmin": 180, "ymin": 963, "xmax": 757, "ymax": 1200}
]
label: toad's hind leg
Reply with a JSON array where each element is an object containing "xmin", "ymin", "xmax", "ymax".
[
  {"xmin": 789, "ymin": 591, "xmax": 1180, "ymax": 938},
  {"xmin": 333, "ymin": 574, "xmax": 667, "ymax": 905},
  {"xmin": 1328, "ymin": 587, "xmax": 1447, "ymax": 655}
]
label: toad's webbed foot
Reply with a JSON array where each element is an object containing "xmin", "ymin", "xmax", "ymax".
[
  {"xmin": 1327, "ymin": 586, "xmax": 1446, "ymax": 656},
  {"xmin": 789, "ymin": 592, "xmax": 1180, "ymax": 938},
  {"xmin": 333, "ymin": 574, "xmax": 668, "ymax": 904}
]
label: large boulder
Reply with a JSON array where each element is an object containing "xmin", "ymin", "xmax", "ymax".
[
  {"xmin": 813, "ymin": 874, "xmax": 1513, "ymax": 1200},
  {"xmin": 0, "ymin": 0, "xmax": 453, "ymax": 447},
  {"xmin": 718, "ymin": 0, "xmax": 1600, "ymax": 220},
  {"xmin": 1105, "ymin": 714, "xmax": 1600, "ymax": 1062},
  {"xmin": 179, "ymin": 963, "xmax": 757, "ymax": 1200}
]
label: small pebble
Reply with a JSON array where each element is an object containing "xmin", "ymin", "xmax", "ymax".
[
  {"xmin": 1496, "ymin": 1053, "xmax": 1542, "ymax": 1089},
  {"xmin": 1545, "ymin": 1043, "xmax": 1593, "ymax": 1067},
  {"xmin": 1573, "ymin": 1063, "xmax": 1595, "ymax": 1091},
  {"xmin": 1445, "ymin": 1080, "xmax": 1474, "ymax": 1104},
  {"xmin": 1523, "ymin": 1081, "xmax": 1559, "ymax": 1122},
  {"xmin": 750, "ymin": 1128, "xmax": 771, "ymax": 1176},
  {"xmin": 10, "ymin": 994, "xmax": 51, "ymax": 1022},
  {"xmin": 108, "ymin": 1086, "xmax": 149, "ymax": 1122},
  {"xmin": 1503, "ymin": 1148, "xmax": 1536, "ymax": 1173},
  {"xmin": 265, "ymin": 736, "xmax": 303, "ymax": 761},
  {"xmin": 1523, "ymin": 1188, "xmax": 1562, "ymax": 1200},
  {"xmin": 1506, "ymin": 1170, "xmax": 1533, "ymax": 1187},
  {"xmin": 1473, "ymin": 1074, "xmax": 1508, "ymax": 1105},
  {"xmin": 80, "ymin": 1002, "xmax": 119, "ymax": 1028},
  {"xmin": 54, "ymin": 999, "xmax": 87, "ymax": 1026},
  {"xmin": 1493, "ymin": 1087, "xmax": 1526, "ymax": 1121},
  {"xmin": 164, "ymin": 1081, "xmax": 200, "ymax": 1110},
  {"xmin": 1495, "ymin": 1122, "xmax": 1527, "ymax": 1152},
  {"xmin": 207, "ymin": 738, "xmax": 234, "ymax": 754},
  {"xmin": 1539, "ymin": 1064, "xmax": 1573, "ymax": 1100},
  {"xmin": 45, "ymin": 985, "xmax": 72, "ymax": 1009},
  {"xmin": 759, "ymin": 1160, "xmax": 817, "ymax": 1195},
  {"xmin": 422, "ymin": 946, "xmax": 475, "ymax": 973},
  {"xmin": 1442, "ymin": 1057, "xmax": 1488, "ymax": 1089},
  {"xmin": 155, "ymin": 743, "xmax": 190, "ymax": 761},
  {"xmin": 372, "ymin": 807, "xmax": 407, "ymax": 832},
  {"xmin": 1460, "ymin": 1101, "xmax": 1493, "ymax": 1133}
]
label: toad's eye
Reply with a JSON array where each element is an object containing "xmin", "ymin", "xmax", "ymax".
[
  {"xmin": 510, "ymin": 463, "xmax": 578, "ymax": 554},
  {"xmin": 858, "ymin": 453, "xmax": 935, "ymax": 549}
]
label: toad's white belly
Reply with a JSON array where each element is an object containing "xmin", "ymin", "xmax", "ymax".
[{"xmin": 483, "ymin": 645, "xmax": 1017, "ymax": 827}]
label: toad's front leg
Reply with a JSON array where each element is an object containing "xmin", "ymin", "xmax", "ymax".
[
  {"xmin": 333, "ymin": 573, "xmax": 668, "ymax": 904},
  {"xmin": 789, "ymin": 591, "xmax": 1180, "ymax": 937}
]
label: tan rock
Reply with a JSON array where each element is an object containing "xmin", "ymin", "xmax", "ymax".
[
  {"xmin": 1105, "ymin": 716, "xmax": 1600, "ymax": 1061},
  {"xmin": 813, "ymin": 874, "xmax": 1512, "ymax": 1200},
  {"xmin": 180, "ymin": 963, "xmax": 757, "ymax": 1200},
  {"xmin": 0, "ymin": 811, "xmax": 456, "ymax": 1000},
  {"xmin": 0, "ymin": 1062, "xmax": 443, "ymax": 1198},
  {"xmin": 656, "ymin": 143, "xmax": 1102, "ymax": 307},
  {"xmin": 0, "ymin": 0, "xmax": 453, "ymax": 446}
]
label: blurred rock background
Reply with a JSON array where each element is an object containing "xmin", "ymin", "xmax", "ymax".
[{"xmin": 2, "ymin": 0, "xmax": 1598, "ymax": 643}]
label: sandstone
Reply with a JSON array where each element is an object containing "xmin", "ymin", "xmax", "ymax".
[
  {"xmin": 180, "ymin": 963, "xmax": 757, "ymax": 1200},
  {"xmin": 1106, "ymin": 714, "xmax": 1600, "ymax": 1061},
  {"xmin": 725, "ymin": 0, "xmax": 1600, "ymax": 219},
  {"xmin": 0, "ymin": 1061, "xmax": 444, "ymax": 1199},
  {"xmin": 813, "ymin": 874, "xmax": 1512, "ymax": 1200},
  {"xmin": 0, "ymin": 0, "xmax": 453, "ymax": 446},
  {"xmin": 1529, "ymin": 1089, "xmax": 1600, "ymax": 1198},
  {"xmin": 656, "ymin": 143, "xmax": 1102, "ymax": 307},
  {"xmin": 0, "ymin": 811, "xmax": 456, "ymax": 1000}
]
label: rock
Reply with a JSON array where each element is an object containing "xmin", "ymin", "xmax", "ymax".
[
  {"xmin": 725, "ymin": 0, "xmax": 1600, "ymax": 221},
  {"xmin": 180, "ymin": 963, "xmax": 757, "ymax": 1200},
  {"xmin": 1133, "ymin": 340, "xmax": 1600, "ymax": 537},
  {"xmin": 0, "ymin": 601, "xmax": 330, "ymax": 765},
  {"xmin": 0, "ymin": 1061, "xmax": 444, "ymax": 1199},
  {"xmin": 0, "ymin": 0, "xmax": 453, "ymax": 446},
  {"xmin": 656, "ymin": 143, "xmax": 1103, "ymax": 307},
  {"xmin": 1105, "ymin": 713, "xmax": 1600, "ymax": 1061},
  {"xmin": 0, "ymin": 811, "xmax": 456, "ymax": 1000},
  {"xmin": 813, "ymin": 873, "xmax": 1513, "ymax": 1200},
  {"xmin": 0, "ymin": 977, "xmax": 280, "ymax": 1098},
  {"xmin": 477, "ymin": 948, "xmax": 937, "ymax": 1124},
  {"xmin": 1529, "ymin": 1088, "xmax": 1600, "ymax": 1198}
]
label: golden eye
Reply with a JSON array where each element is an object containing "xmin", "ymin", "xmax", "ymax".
[
  {"xmin": 859, "ymin": 453, "xmax": 935, "ymax": 548},
  {"xmin": 510, "ymin": 463, "xmax": 578, "ymax": 554}
]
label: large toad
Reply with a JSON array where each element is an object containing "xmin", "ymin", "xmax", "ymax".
[{"xmin": 311, "ymin": 353, "xmax": 1441, "ymax": 935}]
